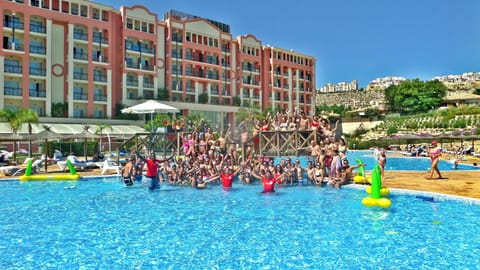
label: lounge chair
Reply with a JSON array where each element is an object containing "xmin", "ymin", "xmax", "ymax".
[
  {"xmin": 57, "ymin": 155, "xmax": 87, "ymax": 171},
  {"xmin": 0, "ymin": 158, "xmax": 42, "ymax": 176},
  {"xmin": 100, "ymin": 159, "xmax": 122, "ymax": 175}
]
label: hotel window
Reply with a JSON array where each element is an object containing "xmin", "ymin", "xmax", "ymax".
[
  {"xmin": 71, "ymin": 3, "xmax": 78, "ymax": 15},
  {"xmin": 141, "ymin": 22, "xmax": 147, "ymax": 32},
  {"xmin": 80, "ymin": 5, "xmax": 88, "ymax": 17},
  {"xmin": 134, "ymin": 20, "xmax": 140, "ymax": 31},
  {"xmin": 102, "ymin": 10, "xmax": 109, "ymax": 22},
  {"xmin": 148, "ymin": 23, "xmax": 154, "ymax": 33},
  {"xmin": 214, "ymin": 39, "xmax": 218, "ymax": 48},
  {"xmin": 93, "ymin": 8, "xmax": 100, "ymax": 20},
  {"xmin": 208, "ymin": 37, "xmax": 213, "ymax": 47},
  {"xmin": 30, "ymin": 0, "xmax": 39, "ymax": 7},
  {"xmin": 186, "ymin": 32, "xmax": 191, "ymax": 42},
  {"xmin": 126, "ymin": 18, "xmax": 133, "ymax": 29}
]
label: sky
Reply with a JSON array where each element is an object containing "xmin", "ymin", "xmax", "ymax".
[{"xmin": 97, "ymin": 0, "xmax": 480, "ymax": 88}]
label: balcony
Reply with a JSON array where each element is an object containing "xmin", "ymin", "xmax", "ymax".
[
  {"xmin": 186, "ymin": 87, "xmax": 195, "ymax": 93},
  {"xmin": 92, "ymin": 35, "xmax": 108, "ymax": 45},
  {"xmin": 73, "ymin": 93, "xmax": 88, "ymax": 100},
  {"xmin": 126, "ymin": 80, "xmax": 138, "ymax": 87},
  {"xmin": 92, "ymin": 54, "xmax": 109, "ymax": 63},
  {"xmin": 3, "ymin": 19, "xmax": 24, "ymax": 30},
  {"xmin": 211, "ymin": 89, "xmax": 219, "ymax": 95},
  {"xmin": 30, "ymin": 22, "xmax": 46, "ymax": 34},
  {"xmin": 94, "ymin": 94, "xmax": 107, "ymax": 102},
  {"xmin": 73, "ymin": 30, "xmax": 88, "ymax": 41},
  {"xmin": 73, "ymin": 52, "xmax": 88, "ymax": 61},
  {"xmin": 29, "ymin": 89, "xmax": 46, "ymax": 97},
  {"xmin": 94, "ymin": 74, "xmax": 107, "ymax": 82},
  {"xmin": 30, "ymin": 44, "xmax": 46, "ymax": 55},
  {"xmin": 4, "ymin": 64, "xmax": 22, "ymax": 74},
  {"xmin": 29, "ymin": 67, "xmax": 46, "ymax": 76},
  {"xmin": 4, "ymin": 86, "xmax": 22, "ymax": 96},
  {"xmin": 4, "ymin": 42, "xmax": 24, "ymax": 51},
  {"xmin": 73, "ymin": 72, "xmax": 88, "ymax": 80},
  {"xmin": 143, "ymin": 81, "xmax": 154, "ymax": 89}
]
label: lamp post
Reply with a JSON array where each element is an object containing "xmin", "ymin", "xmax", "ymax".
[{"xmin": 11, "ymin": 13, "xmax": 16, "ymax": 50}]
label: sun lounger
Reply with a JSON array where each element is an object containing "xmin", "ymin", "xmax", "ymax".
[{"xmin": 100, "ymin": 160, "xmax": 122, "ymax": 175}]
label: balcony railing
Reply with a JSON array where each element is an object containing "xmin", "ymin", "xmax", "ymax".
[
  {"xmin": 29, "ymin": 89, "xmax": 46, "ymax": 97},
  {"xmin": 73, "ymin": 93, "xmax": 88, "ymax": 100},
  {"xmin": 29, "ymin": 67, "xmax": 46, "ymax": 76},
  {"xmin": 73, "ymin": 52, "xmax": 88, "ymax": 60},
  {"xmin": 3, "ymin": 20, "xmax": 24, "ymax": 30},
  {"xmin": 29, "ymin": 22, "xmax": 46, "ymax": 33},
  {"xmin": 94, "ymin": 94, "xmax": 107, "ymax": 101},
  {"xmin": 4, "ymin": 43, "xmax": 24, "ymax": 51},
  {"xmin": 143, "ymin": 81, "xmax": 154, "ymax": 88},
  {"xmin": 30, "ymin": 44, "xmax": 46, "ymax": 55},
  {"xmin": 92, "ymin": 35, "xmax": 108, "ymax": 45},
  {"xmin": 4, "ymin": 86, "xmax": 22, "ymax": 96},
  {"xmin": 73, "ymin": 72, "xmax": 88, "ymax": 80},
  {"xmin": 73, "ymin": 30, "xmax": 88, "ymax": 41},
  {"xmin": 126, "ymin": 80, "xmax": 138, "ymax": 87},
  {"xmin": 92, "ymin": 54, "xmax": 109, "ymax": 63},
  {"xmin": 4, "ymin": 64, "xmax": 22, "ymax": 74},
  {"xmin": 93, "ymin": 74, "xmax": 107, "ymax": 82}
]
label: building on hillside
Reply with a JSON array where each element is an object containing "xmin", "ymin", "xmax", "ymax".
[
  {"xmin": 1, "ymin": 2, "xmax": 316, "ymax": 131},
  {"xmin": 318, "ymin": 80, "xmax": 358, "ymax": 93},
  {"xmin": 366, "ymin": 76, "xmax": 406, "ymax": 91}
]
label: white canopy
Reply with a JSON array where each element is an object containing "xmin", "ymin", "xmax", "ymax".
[{"xmin": 121, "ymin": 100, "xmax": 180, "ymax": 114}]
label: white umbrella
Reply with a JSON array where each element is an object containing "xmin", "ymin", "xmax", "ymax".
[{"xmin": 121, "ymin": 100, "xmax": 179, "ymax": 114}]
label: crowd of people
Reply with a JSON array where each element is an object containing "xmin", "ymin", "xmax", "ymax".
[{"xmin": 120, "ymin": 110, "xmax": 367, "ymax": 192}]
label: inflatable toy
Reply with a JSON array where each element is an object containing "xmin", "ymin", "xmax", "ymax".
[
  {"xmin": 362, "ymin": 164, "xmax": 391, "ymax": 208},
  {"xmin": 353, "ymin": 159, "xmax": 370, "ymax": 184},
  {"xmin": 20, "ymin": 159, "xmax": 80, "ymax": 181}
]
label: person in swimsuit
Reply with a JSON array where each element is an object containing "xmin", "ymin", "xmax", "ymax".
[
  {"xmin": 136, "ymin": 151, "xmax": 174, "ymax": 191},
  {"xmin": 121, "ymin": 158, "xmax": 135, "ymax": 186},
  {"xmin": 377, "ymin": 149, "xmax": 387, "ymax": 179},
  {"xmin": 427, "ymin": 141, "xmax": 443, "ymax": 179}
]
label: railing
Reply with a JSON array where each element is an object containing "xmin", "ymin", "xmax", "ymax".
[
  {"xmin": 29, "ymin": 67, "xmax": 46, "ymax": 76},
  {"xmin": 119, "ymin": 129, "xmax": 324, "ymax": 160},
  {"xmin": 30, "ymin": 22, "xmax": 46, "ymax": 33},
  {"xmin": 4, "ymin": 86, "xmax": 22, "ymax": 96},
  {"xmin": 3, "ymin": 20, "xmax": 24, "ymax": 30},
  {"xmin": 73, "ymin": 72, "xmax": 88, "ymax": 80},
  {"xmin": 143, "ymin": 81, "xmax": 154, "ymax": 88},
  {"xmin": 126, "ymin": 80, "xmax": 138, "ymax": 87},
  {"xmin": 94, "ymin": 74, "xmax": 107, "ymax": 82},
  {"xmin": 30, "ymin": 44, "xmax": 46, "ymax": 54},
  {"xmin": 94, "ymin": 94, "xmax": 107, "ymax": 101},
  {"xmin": 73, "ymin": 93, "xmax": 88, "ymax": 100},
  {"xmin": 29, "ymin": 89, "xmax": 46, "ymax": 97},
  {"xmin": 4, "ymin": 64, "xmax": 22, "ymax": 74},
  {"xmin": 73, "ymin": 52, "xmax": 88, "ymax": 60},
  {"xmin": 73, "ymin": 30, "xmax": 88, "ymax": 41}
]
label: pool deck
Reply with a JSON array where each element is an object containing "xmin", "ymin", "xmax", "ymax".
[{"xmin": 1, "ymin": 159, "xmax": 479, "ymax": 199}]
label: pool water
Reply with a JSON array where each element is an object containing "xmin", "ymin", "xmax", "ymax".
[
  {"xmin": 1, "ymin": 178, "xmax": 480, "ymax": 269},
  {"xmin": 279, "ymin": 150, "xmax": 479, "ymax": 171}
]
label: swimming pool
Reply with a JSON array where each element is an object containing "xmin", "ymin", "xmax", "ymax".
[
  {"xmin": 278, "ymin": 150, "xmax": 479, "ymax": 171},
  {"xmin": 1, "ymin": 178, "xmax": 479, "ymax": 269}
]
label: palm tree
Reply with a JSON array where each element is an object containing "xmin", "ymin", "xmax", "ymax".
[
  {"xmin": 95, "ymin": 123, "xmax": 112, "ymax": 153},
  {"xmin": 0, "ymin": 109, "xmax": 23, "ymax": 162},
  {"xmin": 18, "ymin": 109, "xmax": 39, "ymax": 157}
]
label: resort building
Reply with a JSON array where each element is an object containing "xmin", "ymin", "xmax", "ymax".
[
  {"xmin": 366, "ymin": 76, "xmax": 406, "ymax": 91},
  {"xmin": 0, "ymin": 1, "xmax": 316, "ymax": 131},
  {"xmin": 319, "ymin": 80, "xmax": 358, "ymax": 93}
]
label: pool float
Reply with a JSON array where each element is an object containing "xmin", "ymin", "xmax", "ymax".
[
  {"xmin": 362, "ymin": 164, "xmax": 391, "ymax": 208},
  {"xmin": 20, "ymin": 159, "xmax": 80, "ymax": 181},
  {"xmin": 353, "ymin": 159, "xmax": 370, "ymax": 184}
]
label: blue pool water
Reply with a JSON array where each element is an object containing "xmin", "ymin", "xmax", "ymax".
[
  {"xmin": 277, "ymin": 150, "xmax": 479, "ymax": 171},
  {"xmin": 1, "ymin": 178, "xmax": 480, "ymax": 269}
]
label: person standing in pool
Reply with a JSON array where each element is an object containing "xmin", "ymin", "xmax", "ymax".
[
  {"xmin": 252, "ymin": 169, "xmax": 279, "ymax": 193},
  {"xmin": 427, "ymin": 141, "xmax": 443, "ymax": 179},
  {"xmin": 121, "ymin": 158, "xmax": 135, "ymax": 186},
  {"xmin": 136, "ymin": 151, "xmax": 174, "ymax": 191}
]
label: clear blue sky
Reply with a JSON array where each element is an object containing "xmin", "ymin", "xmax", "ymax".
[{"xmin": 98, "ymin": 0, "xmax": 480, "ymax": 88}]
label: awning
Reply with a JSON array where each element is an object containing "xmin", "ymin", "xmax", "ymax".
[{"xmin": 0, "ymin": 123, "xmax": 145, "ymax": 137}]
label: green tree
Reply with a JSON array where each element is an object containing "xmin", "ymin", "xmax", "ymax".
[
  {"xmin": 0, "ymin": 109, "xmax": 22, "ymax": 162},
  {"xmin": 157, "ymin": 87, "xmax": 169, "ymax": 101},
  {"xmin": 51, "ymin": 102, "xmax": 68, "ymax": 117},
  {"xmin": 19, "ymin": 109, "xmax": 39, "ymax": 157},
  {"xmin": 384, "ymin": 79, "xmax": 447, "ymax": 114},
  {"xmin": 198, "ymin": 93, "xmax": 208, "ymax": 104}
]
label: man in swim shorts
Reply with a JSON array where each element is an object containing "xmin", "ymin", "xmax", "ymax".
[{"xmin": 136, "ymin": 151, "xmax": 174, "ymax": 191}]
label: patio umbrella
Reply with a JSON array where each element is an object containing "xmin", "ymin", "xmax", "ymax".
[
  {"xmin": 121, "ymin": 100, "xmax": 180, "ymax": 153},
  {"xmin": 64, "ymin": 130, "xmax": 102, "ymax": 161},
  {"xmin": 26, "ymin": 128, "xmax": 66, "ymax": 172}
]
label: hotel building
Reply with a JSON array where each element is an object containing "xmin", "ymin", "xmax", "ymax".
[{"xmin": 1, "ymin": 0, "xmax": 316, "ymax": 129}]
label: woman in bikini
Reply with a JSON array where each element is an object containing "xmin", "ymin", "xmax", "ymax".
[{"xmin": 427, "ymin": 141, "xmax": 443, "ymax": 179}]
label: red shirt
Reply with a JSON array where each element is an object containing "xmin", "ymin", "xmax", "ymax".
[
  {"xmin": 145, "ymin": 159, "xmax": 159, "ymax": 177},
  {"xmin": 262, "ymin": 176, "xmax": 276, "ymax": 193},
  {"xmin": 221, "ymin": 173, "xmax": 235, "ymax": 188}
]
